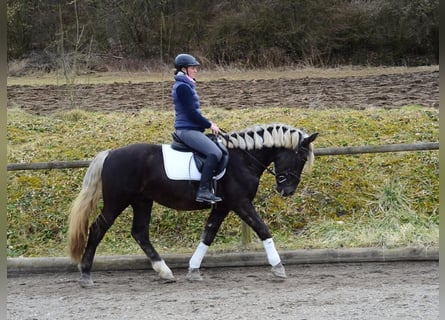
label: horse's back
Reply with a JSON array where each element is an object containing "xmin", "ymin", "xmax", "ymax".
[
  {"xmin": 102, "ymin": 143, "xmax": 162, "ymax": 191},
  {"xmin": 106, "ymin": 142, "xmax": 161, "ymax": 165}
]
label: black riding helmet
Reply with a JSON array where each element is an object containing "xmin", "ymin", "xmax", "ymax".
[{"xmin": 174, "ymin": 53, "xmax": 200, "ymax": 70}]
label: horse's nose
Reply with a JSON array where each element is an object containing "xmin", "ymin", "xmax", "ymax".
[{"xmin": 279, "ymin": 187, "xmax": 296, "ymax": 197}]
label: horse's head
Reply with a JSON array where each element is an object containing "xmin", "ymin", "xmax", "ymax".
[
  {"xmin": 274, "ymin": 132, "xmax": 318, "ymax": 196},
  {"xmin": 223, "ymin": 124, "xmax": 318, "ymax": 196}
]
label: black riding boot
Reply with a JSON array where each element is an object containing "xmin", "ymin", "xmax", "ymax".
[{"xmin": 196, "ymin": 155, "xmax": 222, "ymax": 204}]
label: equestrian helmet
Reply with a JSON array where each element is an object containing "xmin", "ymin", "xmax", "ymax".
[{"xmin": 174, "ymin": 54, "xmax": 200, "ymax": 70}]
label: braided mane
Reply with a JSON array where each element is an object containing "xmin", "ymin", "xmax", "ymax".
[
  {"xmin": 221, "ymin": 123, "xmax": 315, "ymax": 171},
  {"xmin": 222, "ymin": 124, "xmax": 304, "ymax": 150}
]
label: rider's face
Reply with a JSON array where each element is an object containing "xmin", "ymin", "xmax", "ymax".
[{"xmin": 185, "ymin": 66, "xmax": 198, "ymax": 78}]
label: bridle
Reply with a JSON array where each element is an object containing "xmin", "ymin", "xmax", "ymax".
[
  {"xmin": 275, "ymin": 170, "xmax": 301, "ymax": 186},
  {"xmin": 219, "ymin": 129, "xmax": 304, "ymax": 187}
]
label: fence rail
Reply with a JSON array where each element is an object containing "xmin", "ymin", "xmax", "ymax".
[
  {"xmin": 6, "ymin": 141, "xmax": 439, "ymax": 246},
  {"xmin": 314, "ymin": 142, "xmax": 438, "ymax": 156},
  {"xmin": 6, "ymin": 142, "xmax": 439, "ymax": 171}
]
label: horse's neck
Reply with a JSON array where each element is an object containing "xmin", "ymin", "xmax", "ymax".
[{"xmin": 237, "ymin": 148, "xmax": 275, "ymax": 176}]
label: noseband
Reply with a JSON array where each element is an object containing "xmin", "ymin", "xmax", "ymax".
[{"xmin": 275, "ymin": 171, "xmax": 300, "ymax": 186}]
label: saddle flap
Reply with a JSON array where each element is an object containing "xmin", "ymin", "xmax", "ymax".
[{"xmin": 162, "ymin": 145, "xmax": 226, "ymax": 181}]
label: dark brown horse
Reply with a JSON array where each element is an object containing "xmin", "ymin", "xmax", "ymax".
[{"xmin": 68, "ymin": 123, "xmax": 318, "ymax": 287}]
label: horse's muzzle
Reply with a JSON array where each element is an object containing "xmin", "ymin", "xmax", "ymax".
[{"xmin": 277, "ymin": 185, "xmax": 296, "ymax": 197}]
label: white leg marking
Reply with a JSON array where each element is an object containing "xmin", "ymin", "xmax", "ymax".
[
  {"xmin": 262, "ymin": 238, "xmax": 281, "ymax": 266},
  {"xmin": 189, "ymin": 242, "xmax": 209, "ymax": 269},
  {"xmin": 152, "ymin": 260, "xmax": 174, "ymax": 280}
]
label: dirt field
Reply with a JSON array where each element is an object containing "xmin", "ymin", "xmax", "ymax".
[
  {"xmin": 7, "ymin": 261, "xmax": 438, "ymax": 320},
  {"xmin": 7, "ymin": 68, "xmax": 438, "ymax": 114}
]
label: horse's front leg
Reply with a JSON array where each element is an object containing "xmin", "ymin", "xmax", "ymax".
[
  {"xmin": 234, "ymin": 200, "xmax": 287, "ymax": 279},
  {"xmin": 187, "ymin": 206, "xmax": 229, "ymax": 281}
]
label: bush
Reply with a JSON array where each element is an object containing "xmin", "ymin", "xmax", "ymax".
[{"xmin": 7, "ymin": 0, "xmax": 438, "ymax": 69}]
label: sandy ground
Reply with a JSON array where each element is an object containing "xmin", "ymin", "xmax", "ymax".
[{"xmin": 7, "ymin": 261, "xmax": 438, "ymax": 320}]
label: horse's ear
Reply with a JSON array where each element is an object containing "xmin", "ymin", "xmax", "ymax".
[
  {"xmin": 308, "ymin": 132, "xmax": 318, "ymax": 143},
  {"xmin": 301, "ymin": 132, "xmax": 318, "ymax": 148}
]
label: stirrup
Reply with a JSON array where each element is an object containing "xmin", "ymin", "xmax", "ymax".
[{"xmin": 195, "ymin": 190, "xmax": 222, "ymax": 204}]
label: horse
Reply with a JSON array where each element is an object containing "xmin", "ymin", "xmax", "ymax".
[{"xmin": 68, "ymin": 123, "xmax": 318, "ymax": 287}]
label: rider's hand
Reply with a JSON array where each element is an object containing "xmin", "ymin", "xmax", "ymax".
[{"xmin": 210, "ymin": 122, "xmax": 220, "ymax": 135}]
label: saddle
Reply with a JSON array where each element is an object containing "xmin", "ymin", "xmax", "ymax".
[
  {"xmin": 161, "ymin": 133, "xmax": 229, "ymax": 181},
  {"xmin": 171, "ymin": 132, "xmax": 229, "ymax": 173}
]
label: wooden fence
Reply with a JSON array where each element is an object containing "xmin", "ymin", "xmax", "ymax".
[
  {"xmin": 7, "ymin": 142, "xmax": 439, "ymax": 245},
  {"xmin": 6, "ymin": 142, "xmax": 439, "ymax": 171}
]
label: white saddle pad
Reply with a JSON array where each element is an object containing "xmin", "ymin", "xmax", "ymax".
[{"xmin": 162, "ymin": 144, "xmax": 225, "ymax": 181}]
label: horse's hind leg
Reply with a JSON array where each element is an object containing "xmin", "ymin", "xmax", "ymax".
[
  {"xmin": 79, "ymin": 203, "xmax": 126, "ymax": 287},
  {"xmin": 131, "ymin": 200, "xmax": 174, "ymax": 281}
]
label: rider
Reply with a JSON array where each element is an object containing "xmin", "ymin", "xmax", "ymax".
[{"xmin": 172, "ymin": 53, "xmax": 223, "ymax": 204}]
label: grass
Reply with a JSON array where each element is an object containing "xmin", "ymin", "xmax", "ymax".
[
  {"xmin": 7, "ymin": 105, "xmax": 439, "ymax": 258},
  {"xmin": 291, "ymin": 177, "xmax": 438, "ymax": 250}
]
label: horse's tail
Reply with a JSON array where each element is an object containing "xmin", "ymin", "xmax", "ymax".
[{"xmin": 68, "ymin": 150, "xmax": 109, "ymax": 263}]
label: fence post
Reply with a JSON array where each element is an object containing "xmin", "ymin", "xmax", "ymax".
[{"xmin": 241, "ymin": 222, "xmax": 252, "ymax": 246}]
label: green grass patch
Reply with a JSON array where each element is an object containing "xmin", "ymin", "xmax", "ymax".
[{"xmin": 7, "ymin": 106, "xmax": 439, "ymax": 257}]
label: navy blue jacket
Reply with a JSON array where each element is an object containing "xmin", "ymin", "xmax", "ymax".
[{"xmin": 172, "ymin": 73, "xmax": 211, "ymax": 132}]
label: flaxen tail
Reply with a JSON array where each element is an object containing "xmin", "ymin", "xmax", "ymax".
[{"xmin": 68, "ymin": 150, "xmax": 109, "ymax": 263}]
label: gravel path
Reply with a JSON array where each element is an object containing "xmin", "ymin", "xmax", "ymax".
[{"xmin": 7, "ymin": 261, "xmax": 438, "ymax": 320}]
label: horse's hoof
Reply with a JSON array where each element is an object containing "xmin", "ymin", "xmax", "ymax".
[
  {"xmin": 271, "ymin": 262, "xmax": 287, "ymax": 279},
  {"xmin": 160, "ymin": 271, "xmax": 176, "ymax": 282},
  {"xmin": 186, "ymin": 268, "xmax": 203, "ymax": 281},
  {"xmin": 79, "ymin": 274, "xmax": 94, "ymax": 288},
  {"xmin": 153, "ymin": 260, "xmax": 175, "ymax": 282}
]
